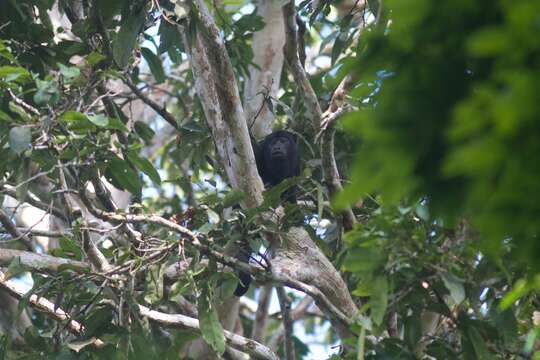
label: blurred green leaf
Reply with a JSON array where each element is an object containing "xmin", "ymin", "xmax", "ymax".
[
  {"xmin": 370, "ymin": 276, "xmax": 388, "ymax": 326},
  {"xmin": 105, "ymin": 156, "xmax": 143, "ymax": 194},
  {"xmin": 8, "ymin": 126, "xmax": 31, "ymax": 154},
  {"xmin": 441, "ymin": 272, "xmax": 465, "ymax": 305},
  {"xmin": 127, "ymin": 150, "xmax": 161, "ymax": 185},
  {"xmin": 141, "ymin": 47, "xmax": 166, "ymax": 84},
  {"xmin": 87, "ymin": 114, "xmax": 109, "ymax": 127},
  {"xmin": 198, "ymin": 284, "xmax": 226, "ymax": 355},
  {"xmin": 0, "ymin": 66, "xmax": 30, "ymax": 82},
  {"xmin": 113, "ymin": 8, "xmax": 146, "ymax": 67}
]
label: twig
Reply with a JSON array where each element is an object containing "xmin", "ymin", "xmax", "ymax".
[
  {"xmin": 7, "ymin": 88, "xmax": 40, "ymax": 116},
  {"xmin": 10, "ymin": 161, "xmax": 91, "ymax": 190},
  {"xmin": 78, "ymin": 207, "xmax": 354, "ymax": 330},
  {"xmin": 277, "ymin": 273, "xmax": 353, "ymax": 330},
  {"xmin": 123, "ymin": 77, "xmax": 179, "ymax": 130},
  {"xmin": 82, "ymin": 229, "xmax": 112, "ymax": 272},
  {"xmin": 88, "ymin": 176, "xmax": 143, "ymax": 244},
  {"xmin": 85, "ymin": 89, "xmax": 120, "ymax": 112}
]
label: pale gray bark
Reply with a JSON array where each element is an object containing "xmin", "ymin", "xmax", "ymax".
[{"xmin": 243, "ymin": 0, "xmax": 286, "ymax": 139}]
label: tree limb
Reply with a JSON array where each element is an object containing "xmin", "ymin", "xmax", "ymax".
[
  {"xmin": 138, "ymin": 304, "xmax": 279, "ymax": 360},
  {"xmin": 0, "ymin": 208, "xmax": 34, "ymax": 251},
  {"xmin": 283, "ymin": 3, "xmax": 356, "ymax": 231},
  {"xmin": 251, "ymin": 284, "xmax": 272, "ymax": 342},
  {"xmin": 277, "ymin": 287, "xmax": 295, "ymax": 360},
  {"xmin": 0, "ymin": 248, "xmax": 89, "ymax": 272},
  {"xmin": 0, "ymin": 270, "xmax": 104, "ymax": 348},
  {"xmin": 1, "ymin": 185, "xmax": 68, "ymax": 222}
]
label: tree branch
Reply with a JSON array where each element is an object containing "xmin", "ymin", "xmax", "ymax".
[
  {"xmin": 123, "ymin": 78, "xmax": 179, "ymax": 130},
  {"xmin": 282, "ymin": 2, "xmax": 322, "ymax": 129},
  {"xmin": 277, "ymin": 287, "xmax": 295, "ymax": 360},
  {"xmin": 0, "ymin": 270, "xmax": 104, "ymax": 348},
  {"xmin": 269, "ymin": 296, "xmax": 314, "ymax": 351},
  {"xmin": 1, "ymin": 185, "xmax": 68, "ymax": 222},
  {"xmin": 138, "ymin": 304, "xmax": 279, "ymax": 360},
  {"xmin": 283, "ymin": 3, "xmax": 356, "ymax": 231},
  {"xmin": 0, "ymin": 208, "xmax": 34, "ymax": 251},
  {"xmin": 0, "ymin": 248, "xmax": 89, "ymax": 272},
  {"xmin": 251, "ymin": 284, "xmax": 272, "ymax": 342}
]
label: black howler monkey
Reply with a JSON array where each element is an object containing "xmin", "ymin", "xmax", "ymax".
[
  {"xmin": 257, "ymin": 131, "xmax": 300, "ymax": 187},
  {"xmin": 234, "ymin": 130, "xmax": 300, "ymax": 297}
]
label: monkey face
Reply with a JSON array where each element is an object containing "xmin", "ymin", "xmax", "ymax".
[{"xmin": 269, "ymin": 136, "xmax": 291, "ymax": 159}]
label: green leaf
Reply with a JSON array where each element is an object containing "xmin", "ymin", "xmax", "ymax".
[
  {"xmin": 404, "ymin": 312, "xmax": 422, "ymax": 350},
  {"xmin": 492, "ymin": 307, "xmax": 518, "ymax": 346},
  {"xmin": 113, "ymin": 8, "xmax": 147, "ymax": 67},
  {"xmin": 370, "ymin": 276, "xmax": 388, "ymax": 326},
  {"xmin": 134, "ymin": 121, "xmax": 155, "ymax": 144},
  {"xmin": 87, "ymin": 114, "xmax": 109, "ymax": 127},
  {"xmin": 0, "ymin": 110, "xmax": 11, "ymax": 122},
  {"xmin": 0, "ymin": 66, "xmax": 30, "ymax": 82},
  {"xmin": 6, "ymin": 257, "xmax": 27, "ymax": 279},
  {"xmin": 8, "ymin": 102, "xmax": 32, "ymax": 122},
  {"xmin": 158, "ymin": 21, "xmax": 183, "ymax": 58},
  {"xmin": 105, "ymin": 156, "xmax": 143, "ymax": 194},
  {"xmin": 87, "ymin": 52, "xmax": 106, "ymax": 66},
  {"xmin": 59, "ymin": 236, "xmax": 83, "ymax": 260},
  {"xmin": 198, "ymin": 285, "xmax": 226, "ymax": 355},
  {"xmin": 9, "ymin": 126, "xmax": 31, "ymax": 154},
  {"xmin": 344, "ymin": 241, "xmax": 384, "ymax": 274},
  {"xmin": 107, "ymin": 117, "xmax": 129, "ymax": 132},
  {"xmin": 61, "ymin": 111, "xmax": 88, "ymax": 122},
  {"xmin": 67, "ymin": 338, "xmax": 98, "ymax": 353},
  {"xmin": 84, "ymin": 307, "xmax": 114, "ymax": 337},
  {"xmin": 467, "ymin": 326, "xmax": 493, "ymax": 359},
  {"xmin": 61, "ymin": 111, "xmax": 95, "ymax": 132},
  {"xmin": 233, "ymin": 13, "xmax": 265, "ymax": 34},
  {"xmin": 415, "ymin": 202, "xmax": 429, "ymax": 221},
  {"xmin": 57, "ymin": 63, "xmax": 80, "ymax": 79},
  {"xmin": 499, "ymin": 279, "xmax": 529, "ymax": 309},
  {"xmin": 331, "ymin": 33, "xmax": 346, "ymax": 66},
  {"xmin": 126, "ymin": 150, "xmax": 161, "ymax": 185},
  {"xmin": 33, "ymin": 78, "xmax": 59, "ymax": 105},
  {"xmin": 441, "ymin": 272, "xmax": 465, "ymax": 305},
  {"xmin": 141, "ymin": 47, "xmax": 166, "ymax": 84}
]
